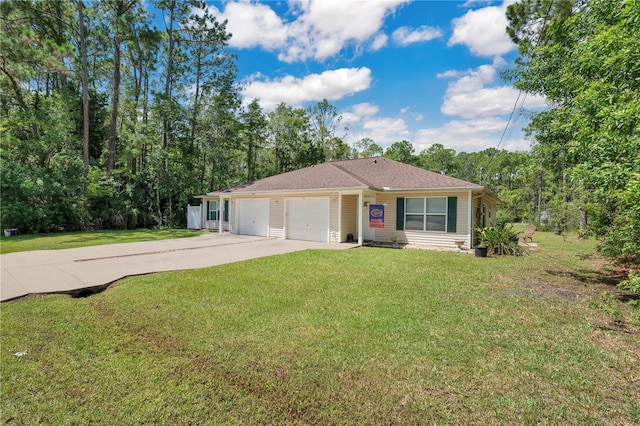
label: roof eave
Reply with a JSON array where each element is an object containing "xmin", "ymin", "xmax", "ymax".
[
  {"xmin": 200, "ymin": 185, "xmax": 374, "ymax": 196},
  {"xmin": 382, "ymin": 186, "xmax": 484, "ymax": 192}
]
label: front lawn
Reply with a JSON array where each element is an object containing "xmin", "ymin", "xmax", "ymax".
[
  {"xmin": 1, "ymin": 233, "xmax": 638, "ymax": 424},
  {"xmin": 0, "ymin": 228, "xmax": 203, "ymax": 254}
]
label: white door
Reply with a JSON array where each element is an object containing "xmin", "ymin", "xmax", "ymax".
[
  {"xmin": 287, "ymin": 198, "xmax": 330, "ymax": 242},
  {"xmin": 237, "ymin": 199, "xmax": 269, "ymax": 237}
]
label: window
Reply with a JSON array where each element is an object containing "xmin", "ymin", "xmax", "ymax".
[
  {"xmin": 207, "ymin": 201, "xmax": 219, "ymax": 221},
  {"xmin": 405, "ymin": 197, "xmax": 447, "ymax": 232}
]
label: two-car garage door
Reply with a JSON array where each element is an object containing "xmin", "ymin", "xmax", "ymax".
[
  {"xmin": 236, "ymin": 197, "xmax": 330, "ymax": 242},
  {"xmin": 287, "ymin": 197, "xmax": 329, "ymax": 242}
]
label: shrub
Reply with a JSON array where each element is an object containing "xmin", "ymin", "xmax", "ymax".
[
  {"xmin": 476, "ymin": 223, "xmax": 525, "ymax": 256},
  {"xmin": 618, "ymin": 271, "xmax": 640, "ymax": 294},
  {"xmin": 619, "ymin": 271, "xmax": 640, "ymax": 324}
]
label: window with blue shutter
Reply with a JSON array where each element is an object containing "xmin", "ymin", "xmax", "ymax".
[
  {"xmin": 447, "ymin": 196, "xmax": 457, "ymax": 233},
  {"xmin": 396, "ymin": 197, "xmax": 405, "ymax": 230}
]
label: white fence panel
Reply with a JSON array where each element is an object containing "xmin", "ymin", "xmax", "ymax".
[{"xmin": 187, "ymin": 205, "xmax": 201, "ymax": 229}]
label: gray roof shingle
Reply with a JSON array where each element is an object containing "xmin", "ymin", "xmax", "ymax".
[{"xmin": 213, "ymin": 157, "xmax": 480, "ymax": 194}]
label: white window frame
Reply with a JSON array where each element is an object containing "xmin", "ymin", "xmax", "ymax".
[
  {"xmin": 208, "ymin": 200, "xmax": 219, "ymax": 221},
  {"xmin": 405, "ymin": 197, "xmax": 447, "ymax": 232}
]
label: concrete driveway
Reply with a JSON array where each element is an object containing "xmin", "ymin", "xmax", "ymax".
[{"xmin": 0, "ymin": 233, "xmax": 354, "ymax": 302}]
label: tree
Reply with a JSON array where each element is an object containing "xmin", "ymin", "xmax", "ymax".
[
  {"xmin": 240, "ymin": 99, "xmax": 267, "ymax": 181},
  {"xmin": 506, "ymin": 0, "xmax": 640, "ymax": 264},
  {"xmin": 307, "ymin": 99, "xmax": 347, "ymax": 162},
  {"xmin": 417, "ymin": 143, "xmax": 457, "ymax": 175},
  {"xmin": 354, "ymin": 137, "xmax": 383, "ymax": 158},
  {"xmin": 383, "ymin": 140, "xmax": 416, "ymax": 165},
  {"xmin": 267, "ymin": 103, "xmax": 313, "ymax": 174},
  {"xmin": 77, "ymin": 0, "xmax": 90, "ymax": 176}
]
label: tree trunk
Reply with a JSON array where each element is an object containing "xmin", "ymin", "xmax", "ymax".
[
  {"xmin": 163, "ymin": 0, "xmax": 176, "ymax": 151},
  {"xmin": 108, "ymin": 33, "xmax": 120, "ymax": 172},
  {"xmin": 77, "ymin": 0, "xmax": 89, "ymax": 177}
]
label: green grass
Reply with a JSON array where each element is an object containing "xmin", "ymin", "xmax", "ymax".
[
  {"xmin": 2, "ymin": 232, "xmax": 638, "ymax": 424},
  {"xmin": 0, "ymin": 229, "xmax": 203, "ymax": 254}
]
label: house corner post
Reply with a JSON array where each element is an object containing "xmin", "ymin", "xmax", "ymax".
[
  {"xmin": 219, "ymin": 198, "xmax": 224, "ymax": 234},
  {"xmin": 468, "ymin": 190, "xmax": 473, "ymax": 248},
  {"xmin": 357, "ymin": 191, "xmax": 363, "ymax": 246}
]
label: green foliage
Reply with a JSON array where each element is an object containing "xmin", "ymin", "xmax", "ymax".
[
  {"xmin": 383, "ymin": 140, "xmax": 416, "ymax": 164},
  {"xmin": 619, "ymin": 271, "xmax": 640, "ymax": 295},
  {"xmin": 476, "ymin": 224, "xmax": 525, "ymax": 256},
  {"xmin": 506, "ymin": 0, "xmax": 640, "ymax": 265},
  {"xmin": 598, "ymin": 292, "xmax": 623, "ymax": 323},
  {"xmin": 619, "ymin": 271, "xmax": 640, "ymax": 325}
]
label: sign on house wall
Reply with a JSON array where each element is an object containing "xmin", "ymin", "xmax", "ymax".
[{"xmin": 369, "ymin": 204, "xmax": 385, "ymax": 228}]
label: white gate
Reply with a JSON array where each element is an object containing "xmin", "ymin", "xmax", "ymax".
[{"xmin": 187, "ymin": 205, "xmax": 201, "ymax": 229}]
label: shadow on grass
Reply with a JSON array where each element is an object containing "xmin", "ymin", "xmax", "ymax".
[{"xmin": 545, "ymin": 267, "xmax": 625, "ymax": 288}]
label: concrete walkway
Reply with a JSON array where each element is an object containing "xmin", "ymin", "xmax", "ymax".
[{"xmin": 0, "ymin": 234, "xmax": 354, "ymax": 302}]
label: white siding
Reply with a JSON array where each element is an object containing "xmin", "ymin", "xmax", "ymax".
[
  {"xmin": 375, "ymin": 191, "xmax": 471, "ymax": 248},
  {"xmin": 269, "ymin": 196, "xmax": 285, "ymax": 239},
  {"xmin": 340, "ymin": 194, "xmax": 357, "ymax": 242},
  {"xmin": 329, "ymin": 195, "xmax": 340, "ymax": 243}
]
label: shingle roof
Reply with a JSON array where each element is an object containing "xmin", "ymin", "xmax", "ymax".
[{"xmin": 213, "ymin": 157, "xmax": 481, "ymax": 194}]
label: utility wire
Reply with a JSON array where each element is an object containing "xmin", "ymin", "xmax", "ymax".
[{"xmin": 492, "ymin": 0, "xmax": 555, "ymax": 156}]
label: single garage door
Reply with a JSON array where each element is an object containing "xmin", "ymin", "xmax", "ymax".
[
  {"xmin": 237, "ymin": 198, "xmax": 269, "ymax": 237},
  {"xmin": 287, "ymin": 197, "xmax": 330, "ymax": 242}
]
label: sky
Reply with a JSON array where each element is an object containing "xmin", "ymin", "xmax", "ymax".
[{"xmin": 199, "ymin": 0, "xmax": 547, "ymax": 153}]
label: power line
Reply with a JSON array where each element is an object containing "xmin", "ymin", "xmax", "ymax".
[{"xmin": 494, "ymin": 0, "xmax": 555, "ymax": 154}]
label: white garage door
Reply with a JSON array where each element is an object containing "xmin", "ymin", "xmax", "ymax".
[
  {"xmin": 287, "ymin": 198, "xmax": 330, "ymax": 242},
  {"xmin": 237, "ymin": 198, "xmax": 269, "ymax": 237}
]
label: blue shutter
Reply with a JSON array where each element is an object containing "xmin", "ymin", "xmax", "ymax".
[
  {"xmin": 396, "ymin": 198, "xmax": 405, "ymax": 230},
  {"xmin": 223, "ymin": 200, "xmax": 229, "ymax": 222},
  {"xmin": 447, "ymin": 197, "xmax": 457, "ymax": 233},
  {"xmin": 206, "ymin": 201, "xmax": 211, "ymax": 221}
]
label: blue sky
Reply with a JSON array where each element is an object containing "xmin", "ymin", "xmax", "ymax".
[{"xmin": 199, "ymin": 0, "xmax": 546, "ymax": 153}]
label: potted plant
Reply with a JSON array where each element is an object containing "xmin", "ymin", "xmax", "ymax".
[{"xmin": 474, "ymin": 227, "xmax": 488, "ymax": 257}]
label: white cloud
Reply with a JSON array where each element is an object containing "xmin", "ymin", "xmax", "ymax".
[
  {"xmin": 392, "ymin": 25, "xmax": 442, "ymax": 46},
  {"xmin": 342, "ymin": 105, "xmax": 409, "ymax": 147},
  {"xmin": 361, "ymin": 117, "xmax": 410, "ymax": 145},
  {"xmin": 243, "ymin": 67, "xmax": 372, "ymax": 111},
  {"xmin": 206, "ymin": 2, "xmax": 287, "ymax": 49},
  {"xmin": 439, "ymin": 63, "xmax": 546, "ymax": 119},
  {"xmin": 414, "ymin": 117, "xmax": 531, "ymax": 152},
  {"xmin": 370, "ymin": 33, "xmax": 388, "ymax": 51},
  {"xmin": 342, "ymin": 102, "xmax": 380, "ymax": 125},
  {"xmin": 448, "ymin": 1, "xmax": 516, "ymax": 57},
  {"xmin": 208, "ymin": 0, "xmax": 409, "ymax": 63}
]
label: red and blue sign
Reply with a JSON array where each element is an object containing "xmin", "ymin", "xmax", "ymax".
[{"xmin": 369, "ymin": 204, "xmax": 385, "ymax": 228}]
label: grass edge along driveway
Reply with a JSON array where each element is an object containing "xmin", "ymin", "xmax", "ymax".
[
  {"xmin": 1, "ymin": 233, "xmax": 639, "ymax": 424},
  {"xmin": 0, "ymin": 228, "xmax": 203, "ymax": 254}
]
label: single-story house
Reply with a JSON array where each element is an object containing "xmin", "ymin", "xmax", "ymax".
[{"xmin": 194, "ymin": 157, "xmax": 499, "ymax": 249}]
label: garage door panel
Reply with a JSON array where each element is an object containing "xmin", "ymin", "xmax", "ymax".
[
  {"xmin": 237, "ymin": 199, "xmax": 269, "ymax": 237},
  {"xmin": 287, "ymin": 198, "xmax": 329, "ymax": 242}
]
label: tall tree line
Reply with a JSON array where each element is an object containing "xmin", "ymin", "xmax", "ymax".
[{"xmin": 0, "ymin": 0, "xmax": 350, "ymax": 232}]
